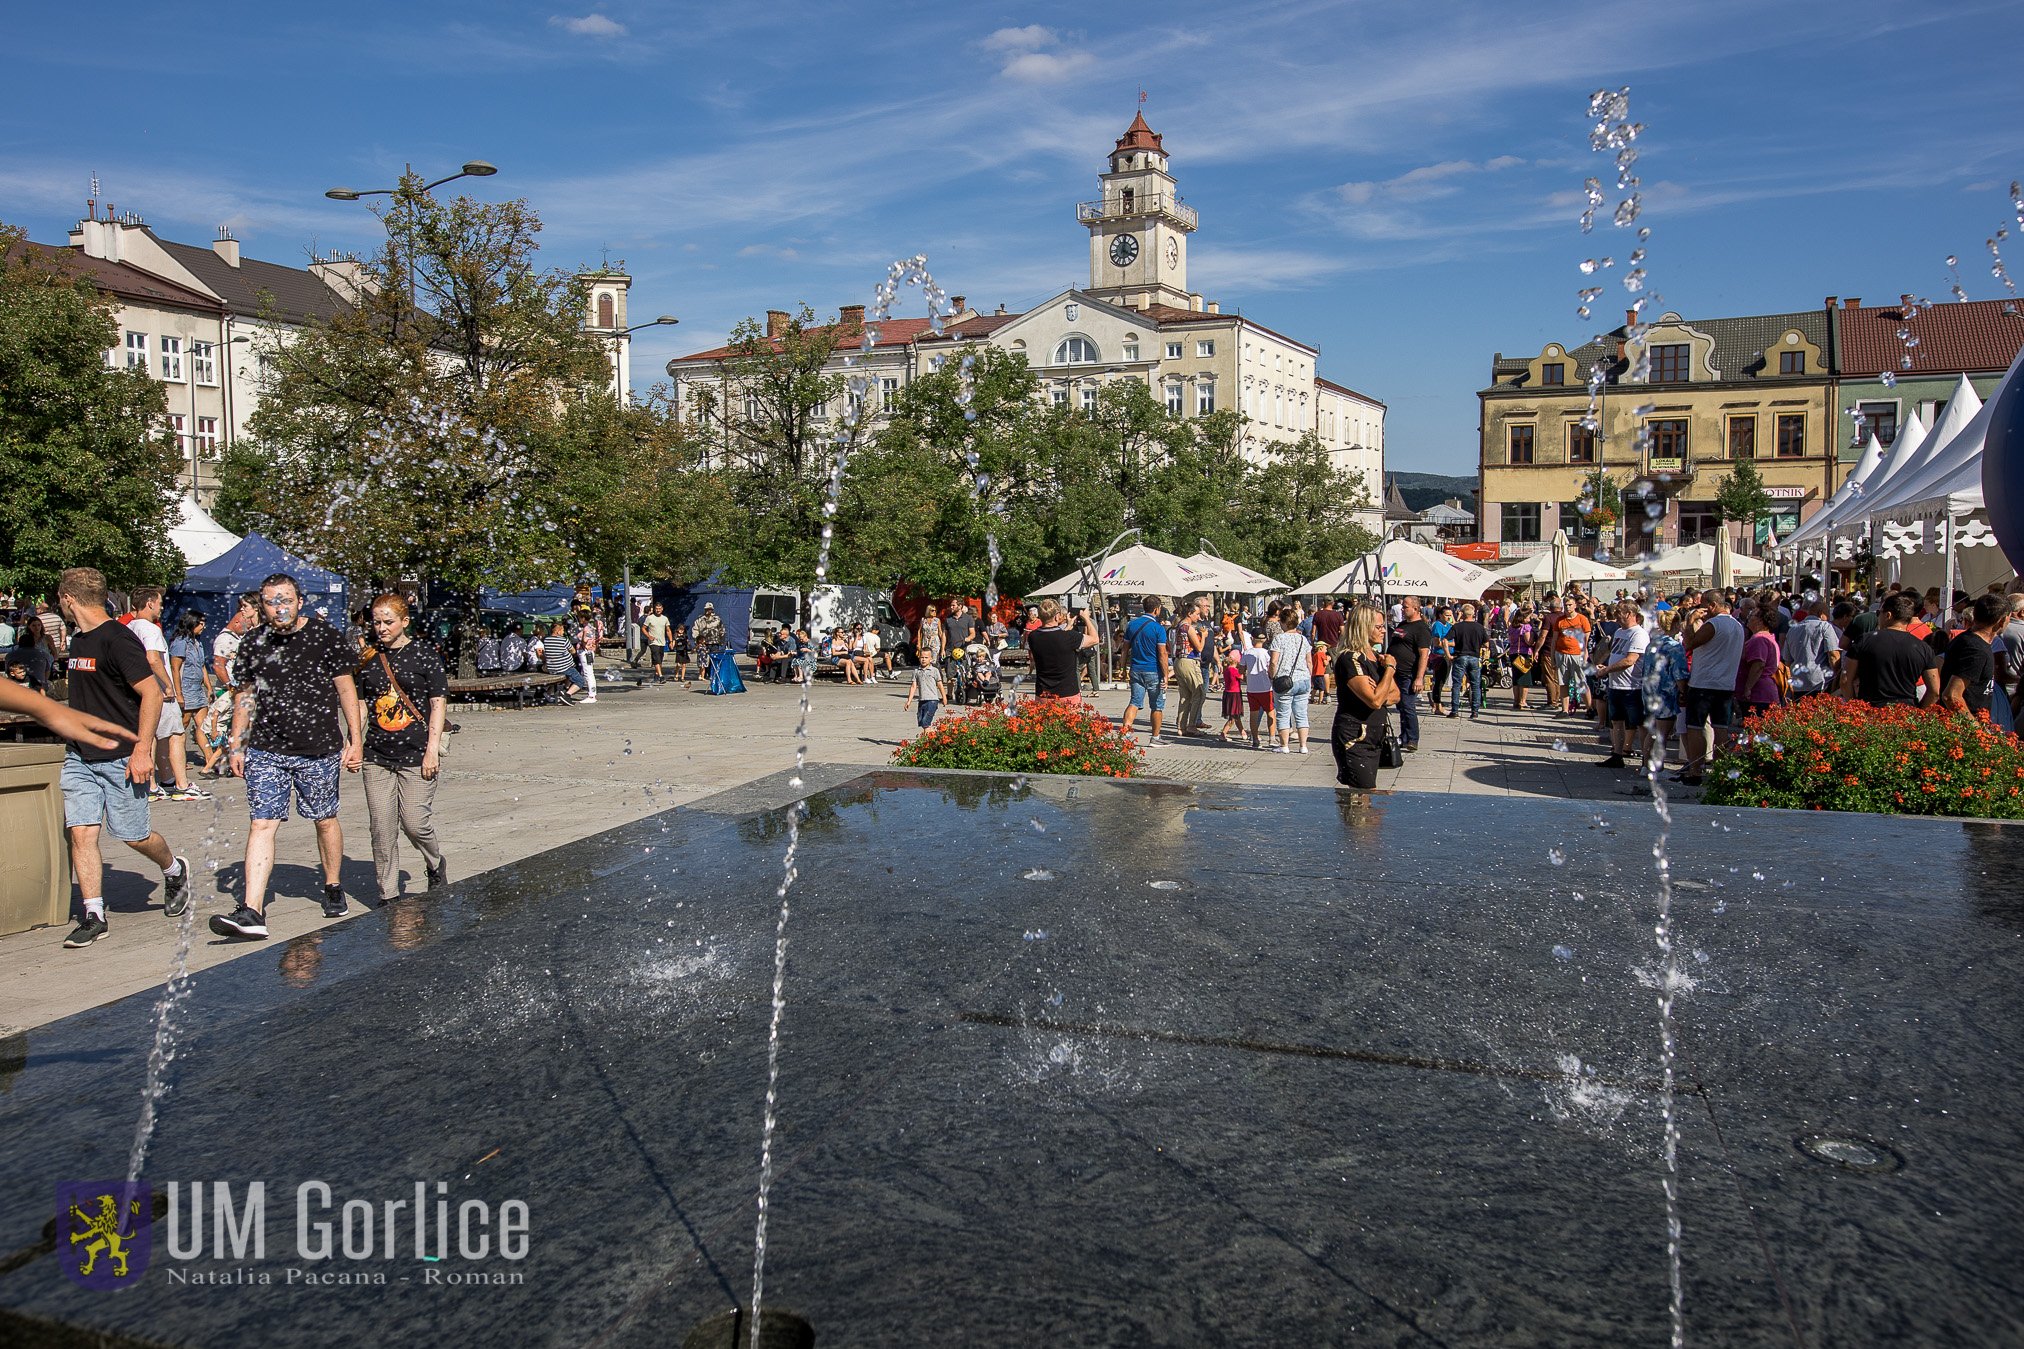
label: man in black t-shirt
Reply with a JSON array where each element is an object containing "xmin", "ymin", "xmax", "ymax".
[
  {"xmin": 1026, "ymin": 598, "xmax": 1098, "ymax": 702},
  {"xmin": 1446, "ymin": 603, "xmax": 1492, "ymax": 719},
  {"xmin": 212, "ymin": 573, "xmax": 364, "ymax": 941},
  {"xmin": 1939, "ymin": 594, "xmax": 2005, "ymax": 719},
  {"xmin": 1842, "ymin": 593, "xmax": 1941, "ymax": 709},
  {"xmin": 1387, "ymin": 597, "xmax": 1433, "ymax": 751},
  {"xmin": 52, "ymin": 567, "xmax": 190, "ymax": 949}
]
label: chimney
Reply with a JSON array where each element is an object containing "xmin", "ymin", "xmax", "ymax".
[
  {"xmin": 1206, "ymin": 300, "xmax": 1220, "ymax": 314},
  {"xmin": 994, "ymin": 303, "xmax": 1006, "ymax": 315},
  {"xmin": 950, "ymin": 295, "xmax": 966, "ymax": 315},
  {"xmin": 1625, "ymin": 308, "xmax": 1639, "ymax": 329},
  {"xmin": 1188, "ymin": 292, "xmax": 1203, "ymax": 312},
  {"xmin": 1843, "ymin": 296, "xmax": 1860, "ymax": 308},
  {"xmin": 837, "ymin": 304, "xmax": 865, "ymax": 330},
  {"xmin": 765, "ymin": 309, "xmax": 791, "ymax": 339},
  {"xmin": 310, "ymin": 255, "xmax": 374, "ymax": 303},
  {"xmin": 212, "ymin": 226, "xmax": 240, "ymax": 268},
  {"xmin": 1824, "ymin": 296, "xmax": 1838, "ymax": 310}
]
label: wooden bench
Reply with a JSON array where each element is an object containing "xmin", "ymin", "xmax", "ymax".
[{"xmin": 447, "ymin": 674, "xmax": 567, "ymax": 709}]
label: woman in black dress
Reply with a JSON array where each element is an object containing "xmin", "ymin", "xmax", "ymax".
[{"xmin": 1331, "ymin": 606, "xmax": 1399, "ymax": 790}]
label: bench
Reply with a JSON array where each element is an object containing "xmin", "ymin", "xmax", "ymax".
[{"xmin": 448, "ymin": 674, "xmax": 567, "ymax": 709}]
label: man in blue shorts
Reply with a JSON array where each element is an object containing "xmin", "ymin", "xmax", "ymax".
[
  {"xmin": 52, "ymin": 568, "xmax": 190, "ymax": 948},
  {"xmin": 1117, "ymin": 595, "xmax": 1172, "ymax": 747},
  {"xmin": 212, "ymin": 573, "xmax": 364, "ymax": 940}
]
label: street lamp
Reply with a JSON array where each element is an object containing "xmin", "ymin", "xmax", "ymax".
[
  {"xmin": 324, "ymin": 160, "xmax": 497, "ymax": 202},
  {"xmin": 620, "ymin": 316, "xmax": 680, "ymax": 336}
]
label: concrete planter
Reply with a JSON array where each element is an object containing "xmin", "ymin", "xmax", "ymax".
[{"xmin": 0, "ymin": 744, "xmax": 69, "ymax": 935}]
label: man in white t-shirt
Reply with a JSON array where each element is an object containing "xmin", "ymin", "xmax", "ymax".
[
  {"xmin": 859, "ymin": 627, "xmax": 883, "ymax": 682},
  {"xmin": 1678, "ymin": 588, "xmax": 1745, "ymax": 785},
  {"xmin": 1597, "ymin": 600, "xmax": 1651, "ymax": 770},
  {"xmin": 125, "ymin": 587, "xmax": 205, "ymax": 801}
]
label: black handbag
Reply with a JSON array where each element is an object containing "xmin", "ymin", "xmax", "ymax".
[
  {"xmin": 1377, "ymin": 707, "xmax": 1405, "ymax": 768},
  {"xmin": 1270, "ymin": 636, "xmax": 1307, "ymax": 695}
]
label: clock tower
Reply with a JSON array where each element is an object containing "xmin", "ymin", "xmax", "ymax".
[{"xmin": 1080, "ymin": 111, "xmax": 1197, "ymax": 311}]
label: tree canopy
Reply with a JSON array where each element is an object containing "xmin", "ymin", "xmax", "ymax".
[{"xmin": 0, "ymin": 222, "xmax": 184, "ymax": 598}]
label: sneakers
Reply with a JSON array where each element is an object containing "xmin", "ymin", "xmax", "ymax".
[
  {"xmin": 169, "ymin": 785, "xmax": 211, "ymax": 802},
  {"xmin": 321, "ymin": 885, "xmax": 349, "ymax": 919},
  {"xmin": 1601, "ymin": 755, "xmax": 1628, "ymax": 770},
  {"xmin": 1298, "ymin": 745, "xmax": 1310, "ymax": 754},
  {"xmin": 209, "ymin": 905, "xmax": 268, "ymax": 940},
  {"xmin": 1269, "ymin": 744, "xmax": 1289, "ymax": 754},
  {"xmin": 1145, "ymin": 736, "xmax": 1166, "ymax": 748},
  {"xmin": 426, "ymin": 862, "xmax": 448, "ymax": 890},
  {"xmin": 163, "ymin": 857, "xmax": 191, "ymax": 917},
  {"xmin": 147, "ymin": 785, "xmax": 171, "ymax": 802},
  {"xmin": 64, "ymin": 915, "xmax": 109, "ymax": 948}
]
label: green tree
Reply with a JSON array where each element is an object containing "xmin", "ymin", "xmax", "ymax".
[
  {"xmin": 0, "ymin": 223, "xmax": 184, "ymax": 597},
  {"xmin": 223, "ymin": 178, "xmax": 632, "ymax": 671},
  {"xmin": 1236, "ymin": 434, "xmax": 1380, "ymax": 586},
  {"xmin": 1716, "ymin": 459, "xmax": 1772, "ymax": 551}
]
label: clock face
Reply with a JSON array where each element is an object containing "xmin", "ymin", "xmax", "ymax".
[
  {"xmin": 1164, "ymin": 237, "xmax": 1180, "ymax": 269},
  {"xmin": 1109, "ymin": 234, "xmax": 1139, "ymax": 268}
]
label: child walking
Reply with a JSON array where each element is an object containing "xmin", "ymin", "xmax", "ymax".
[
  {"xmin": 1218, "ymin": 643, "xmax": 1245, "ymax": 741},
  {"xmin": 905, "ymin": 660, "xmax": 945, "ymax": 729}
]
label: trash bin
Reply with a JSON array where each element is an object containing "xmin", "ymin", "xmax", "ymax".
[{"xmin": 0, "ymin": 744, "xmax": 69, "ymax": 935}]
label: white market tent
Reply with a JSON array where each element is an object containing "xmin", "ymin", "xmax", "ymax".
[
  {"xmin": 169, "ymin": 492, "xmax": 240, "ymax": 567},
  {"xmin": 1297, "ymin": 539, "xmax": 1495, "ymax": 601},
  {"xmin": 1492, "ymin": 551, "xmax": 1630, "ymax": 586},
  {"xmin": 1027, "ymin": 543, "xmax": 1232, "ymax": 598},
  {"xmin": 1858, "ymin": 374, "xmax": 1983, "ymax": 521},
  {"xmin": 1637, "ymin": 541, "xmax": 1767, "ymax": 579},
  {"xmin": 1787, "ymin": 429, "xmax": 1889, "ymax": 547},
  {"xmin": 1183, "ymin": 551, "xmax": 1286, "ymax": 594}
]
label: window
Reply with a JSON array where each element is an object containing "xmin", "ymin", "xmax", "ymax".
[
  {"xmin": 1196, "ymin": 339, "xmax": 1215, "ymax": 358},
  {"xmin": 1165, "ymin": 342, "xmax": 1182, "ymax": 360},
  {"xmin": 1054, "ymin": 336, "xmax": 1099, "ymax": 365},
  {"xmin": 1165, "ymin": 381, "xmax": 1183, "ymax": 415},
  {"xmin": 1559, "ymin": 503, "xmax": 1594, "ymax": 539},
  {"xmin": 195, "ymin": 417, "xmax": 218, "ymax": 458},
  {"xmin": 1778, "ymin": 350, "xmax": 1805, "ymax": 375},
  {"xmin": 1080, "ymin": 383, "xmax": 1098, "ymax": 413},
  {"xmin": 880, "ymin": 377, "xmax": 899, "ymax": 410},
  {"xmin": 126, "ymin": 331, "xmax": 149, "ymax": 372},
  {"xmin": 1677, "ymin": 501, "xmax": 1720, "ymax": 544},
  {"xmin": 1855, "ymin": 400, "xmax": 1898, "ymax": 446},
  {"xmin": 167, "ymin": 413, "xmax": 186, "ymax": 449},
  {"xmin": 1197, "ymin": 382, "xmax": 1215, "ymax": 415},
  {"xmin": 1051, "ymin": 384, "xmax": 1070, "ymax": 408},
  {"xmin": 1568, "ymin": 424, "xmax": 1596, "ymax": 463},
  {"xmin": 191, "ymin": 341, "xmax": 217, "ymax": 386},
  {"xmin": 1500, "ymin": 502, "xmax": 1541, "ymax": 543},
  {"xmin": 1122, "ymin": 340, "xmax": 1139, "ymax": 361},
  {"xmin": 1776, "ymin": 413, "xmax": 1805, "ymax": 458},
  {"xmin": 1508, "ymin": 424, "xmax": 1534, "ymax": 464},
  {"xmin": 1650, "ymin": 418, "xmax": 1687, "ymax": 461},
  {"xmin": 1541, "ymin": 361, "xmax": 1565, "ymax": 386},
  {"xmin": 1650, "ymin": 343, "xmax": 1689, "ymax": 382},
  {"xmin": 1728, "ymin": 416, "xmax": 1755, "ymax": 459},
  {"xmin": 597, "ymin": 294, "xmax": 614, "ymax": 329},
  {"xmin": 743, "ymin": 392, "xmax": 762, "ymax": 421},
  {"xmin": 160, "ymin": 336, "xmax": 183, "ymax": 381},
  {"xmin": 846, "ymin": 388, "xmax": 865, "ymax": 420}
]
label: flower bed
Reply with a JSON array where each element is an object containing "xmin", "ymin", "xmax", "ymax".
[
  {"xmin": 891, "ymin": 699, "xmax": 1143, "ymax": 778},
  {"xmin": 1699, "ymin": 697, "xmax": 2024, "ymax": 818}
]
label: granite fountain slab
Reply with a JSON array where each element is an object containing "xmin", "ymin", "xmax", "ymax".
[{"xmin": 0, "ymin": 770, "xmax": 2018, "ymax": 1346}]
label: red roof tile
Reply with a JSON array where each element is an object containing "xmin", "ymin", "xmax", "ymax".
[
  {"xmin": 9, "ymin": 240, "xmax": 224, "ymax": 312},
  {"xmin": 669, "ymin": 316, "xmax": 939, "ymax": 364},
  {"xmin": 1838, "ymin": 297, "xmax": 2024, "ymax": 376},
  {"xmin": 1114, "ymin": 111, "xmax": 1163, "ymax": 155}
]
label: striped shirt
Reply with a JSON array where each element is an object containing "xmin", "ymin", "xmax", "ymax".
[{"xmin": 542, "ymin": 634, "xmax": 575, "ymax": 674}]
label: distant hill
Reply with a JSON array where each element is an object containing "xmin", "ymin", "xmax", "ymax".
[{"xmin": 1387, "ymin": 471, "xmax": 1478, "ymax": 512}]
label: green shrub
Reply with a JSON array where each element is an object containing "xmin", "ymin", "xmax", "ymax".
[{"xmin": 891, "ymin": 699, "xmax": 1142, "ymax": 778}]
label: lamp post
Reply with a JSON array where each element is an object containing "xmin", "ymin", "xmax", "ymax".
[
  {"xmin": 321, "ymin": 161, "xmax": 499, "ymax": 324},
  {"xmin": 601, "ymin": 318, "xmax": 677, "ymax": 657}
]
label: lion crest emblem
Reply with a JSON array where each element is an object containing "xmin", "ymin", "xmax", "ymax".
[{"xmin": 57, "ymin": 1182, "xmax": 152, "ymax": 1289}]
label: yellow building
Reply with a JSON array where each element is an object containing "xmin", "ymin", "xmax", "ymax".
[{"xmin": 1478, "ymin": 307, "xmax": 1841, "ymax": 559}]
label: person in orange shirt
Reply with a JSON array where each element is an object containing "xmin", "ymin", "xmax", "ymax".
[{"xmin": 1547, "ymin": 595, "xmax": 1593, "ymax": 715}]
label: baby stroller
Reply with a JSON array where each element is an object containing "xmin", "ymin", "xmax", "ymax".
[
  {"xmin": 1486, "ymin": 634, "xmax": 1514, "ymax": 689},
  {"xmin": 966, "ymin": 643, "xmax": 1003, "ymax": 706}
]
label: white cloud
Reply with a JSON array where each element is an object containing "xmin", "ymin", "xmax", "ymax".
[
  {"xmin": 1333, "ymin": 157, "xmax": 1526, "ymax": 207},
  {"xmin": 981, "ymin": 25, "xmax": 1057, "ymax": 54},
  {"xmin": 549, "ymin": 13, "xmax": 626, "ymax": 38},
  {"xmin": 999, "ymin": 50, "xmax": 1096, "ymax": 83}
]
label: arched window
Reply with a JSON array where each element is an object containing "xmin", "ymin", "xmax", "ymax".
[
  {"xmin": 1053, "ymin": 335, "xmax": 1099, "ymax": 365},
  {"xmin": 597, "ymin": 294, "xmax": 614, "ymax": 329}
]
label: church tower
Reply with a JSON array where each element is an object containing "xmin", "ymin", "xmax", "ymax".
[{"xmin": 1079, "ymin": 112, "xmax": 1197, "ymax": 311}]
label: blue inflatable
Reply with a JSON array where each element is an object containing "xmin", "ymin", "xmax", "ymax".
[{"xmin": 1988, "ymin": 359, "xmax": 2024, "ymax": 574}]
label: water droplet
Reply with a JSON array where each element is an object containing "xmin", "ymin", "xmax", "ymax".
[
  {"xmin": 1149, "ymin": 880, "xmax": 1181, "ymax": 890},
  {"xmin": 1028, "ymin": 817, "xmax": 1047, "ymax": 833},
  {"xmin": 1023, "ymin": 928, "xmax": 1050, "ymax": 941},
  {"xmin": 1750, "ymin": 870, "xmax": 1765, "ymax": 882},
  {"xmin": 1552, "ymin": 739, "xmax": 1569, "ymax": 752},
  {"xmin": 1548, "ymin": 848, "xmax": 1566, "ymax": 867},
  {"xmin": 1552, "ymin": 944, "xmax": 1575, "ymax": 961},
  {"xmin": 1047, "ymin": 991, "xmax": 1064, "ymax": 1007},
  {"xmin": 1713, "ymin": 901, "xmax": 1728, "ymax": 915},
  {"xmin": 1022, "ymin": 869, "xmax": 1054, "ymax": 882}
]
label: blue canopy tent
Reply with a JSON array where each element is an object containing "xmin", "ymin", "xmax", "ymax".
[
  {"xmin": 479, "ymin": 585, "xmax": 579, "ymax": 619},
  {"xmin": 167, "ymin": 533, "xmax": 348, "ymax": 631}
]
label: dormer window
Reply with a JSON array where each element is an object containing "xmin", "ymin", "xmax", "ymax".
[
  {"xmin": 1541, "ymin": 361, "xmax": 1565, "ymax": 386},
  {"xmin": 1779, "ymin": 350, "xmax": 1805, "ymax": 375},
  {"xmin": 1650, "ymin": 343, "xmax": 1689, "ymax": 382}
]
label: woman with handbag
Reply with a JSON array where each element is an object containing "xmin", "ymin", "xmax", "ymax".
[
  {"xmin": 355, "ymin": 594, "xmax": 449, "ymax": 904},
  {"xmin": 1267, "ymin": 611, "xmax": 1315, "ymax": 753},
  {"xmin": 1330, "ymin": 607, "xmax": 1399, "ymax": 790}
]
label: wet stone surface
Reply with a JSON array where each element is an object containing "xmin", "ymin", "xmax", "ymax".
[{"xmin": 0, "ymin": 771, "xmax": 2019, "ymax": 1347}]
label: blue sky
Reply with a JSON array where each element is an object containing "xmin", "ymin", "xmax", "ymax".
[{"xmin": 6, "ymin": 0, "xmax": 2022, "ymax": 476}]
